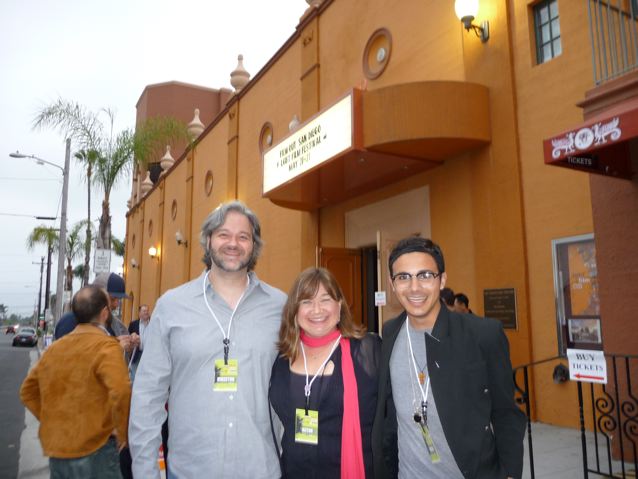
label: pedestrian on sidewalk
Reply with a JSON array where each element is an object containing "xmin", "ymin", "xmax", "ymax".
[
  {"xmin": 129, "ymin": 201, "xmax": 287, "ymax": 478},
  {"xmin": 372, "ymin": 237, "xmax": 526, "ymax": 479},
  {"xmin": 20, "ymin": 285, "xmax": 132, "ymax": 479}
]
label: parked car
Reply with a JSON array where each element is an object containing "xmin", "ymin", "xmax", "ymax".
[
  {"xmin": 12, "ymin": 327, "xmax": 37, "ymax": 347},
  {"xmin": 5, "ymin": 325, "xmax": 17, "ymax": 334}
]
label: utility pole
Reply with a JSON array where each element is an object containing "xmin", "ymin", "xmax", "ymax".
[
  {"xmin": 44, "ymin": 241, "xmax": 53, "ymax": 313},
  {"xmin": 32, "ymin": 256, "xmax": 44, "ymax": 328},
  {"xmin": 53, "ymin": 138, "xmax": 71, "ymax": 330}
]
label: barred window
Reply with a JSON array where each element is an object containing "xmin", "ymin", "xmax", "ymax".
[{"xmin": 535, "ymin": 0, "xmax": 561, "ymax": 64}]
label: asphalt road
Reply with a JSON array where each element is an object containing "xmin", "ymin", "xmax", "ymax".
[{"xmin": 0, "ymin": 331, "xmax": 35, "ymax": 478}]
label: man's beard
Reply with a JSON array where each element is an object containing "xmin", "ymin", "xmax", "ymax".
[{"xmin": 209, "ymin": 245, "xmax": 251, "ymax": 272}]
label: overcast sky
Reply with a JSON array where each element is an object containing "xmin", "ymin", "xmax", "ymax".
[{"xmin": 0, "ymin": 0, "xmax": 304, "ymax": 317}]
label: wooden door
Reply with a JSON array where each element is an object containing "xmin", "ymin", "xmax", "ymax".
[
  {"xmin": 376, "ymin": 231, "xmax": 404, "ymax": 334},
  {"xmin": 319, "ymin": 247, "xmax": 363, "ymax": 328}
]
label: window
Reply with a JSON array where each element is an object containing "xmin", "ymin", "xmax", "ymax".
[{"xmin": 534, "ymin": 0, "xmax": 562, "ymax": 64}]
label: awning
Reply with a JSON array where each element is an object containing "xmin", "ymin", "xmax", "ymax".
[
  {"xmin": 262, "ymin": 81, "xmax": 491, "ymax": 210},
  {"xmin": 542, "ymin": 98, "xmax": 638, "ymax": 179}
]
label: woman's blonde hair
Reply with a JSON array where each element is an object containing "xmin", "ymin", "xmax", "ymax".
[{"xmin": 278, "ymin": 267, "xmax": 365, "ymax": 360}]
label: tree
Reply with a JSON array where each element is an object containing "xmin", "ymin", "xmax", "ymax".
[
  {"xmin": 33, "ymin": 98, "xmax": 190, "ymax": 254},
  {"xmin": 0, "ymin": 304, "xmax": 7, "ymax": 322},
  {"xmin": 72, "ymin": 264, "xmax": 86, "ymax": 282},
  {"xmin": 73, "ymin": 149, "xmax": 100, "ymax": 286},
  {"xmin": 111, "ymin": 235, "xmax": 125, "ymax": 257},
  {"xmin": 26, "ymin": 226, "xmax": 59, "ymax": 313},
  {"xmin": 65, "ymin": 220, "xmax": 92, "ymax": 296}
]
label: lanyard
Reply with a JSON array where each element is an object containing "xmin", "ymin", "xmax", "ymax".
[
  {"xmin": 406, "ymin": 321, "xmax": 430, "ymax": 424},
  {"xmin": 300, "ymin": 335, "xmax": 341, "ymax": 414},
  {"xmin": 202, "ymin": 272, "xmax": 249, "ymax": 364}
]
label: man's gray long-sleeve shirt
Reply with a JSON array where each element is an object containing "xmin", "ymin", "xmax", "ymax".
[{"xmin": 129, "ymin": 271, "xmax": 286, "ymax": 479}]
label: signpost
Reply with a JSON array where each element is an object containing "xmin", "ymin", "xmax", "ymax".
[{"xmin": 94, "ymin": 249, "xmax": 111, "ymax": 274}]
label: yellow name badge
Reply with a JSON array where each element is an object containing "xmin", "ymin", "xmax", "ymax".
[
  {"xmin": 420, "ymin": 423, "xmax": 441, "ymax": 464},
  {"xmin": 213, "ymin": 359, "xmax": 238, "ymax": 392},
  {"xmin": 294, "ymin": 408, "xmax": 319, "ymax": 445}
]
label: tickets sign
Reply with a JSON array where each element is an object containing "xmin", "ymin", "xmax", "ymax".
[{"xmin": 566, "ymin": 348, "xmax": 607, "ymax": 384}]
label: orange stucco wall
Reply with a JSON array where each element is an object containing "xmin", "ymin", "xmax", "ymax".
[
  {"xmin": 123, "ymin": 0, "xmax": 606, "ymax": 429},
  {"xmin": 510, "ymin": 1, "xmax": 595, "ymax": 426}
]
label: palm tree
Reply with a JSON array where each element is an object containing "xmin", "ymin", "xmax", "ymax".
[
  {"xmin": 111, "ymin": 235, "xmax": 126, "ymax": 257},
  {"xmin": 74, "ymin": 149, "xmax": 100, "ymax": 286},
  {"xmin": 33, "ymin": 98, "xmax": 190, "ymax": 254},
  {"xmin": 65, "ymin": 221, "xmax": 92, "ymax": 295},
  {"xmin": 72, "ymin": 264, "xmax": 86, "ymax": 283},
  {"xmin": 26, "ymin": 226, "xmax": 59, "ymax": 313}
]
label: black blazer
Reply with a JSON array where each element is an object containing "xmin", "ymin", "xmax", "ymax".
[
  {"xmin": 128, "ymin": 319, "xmax": 142, "ymax": 363},
  {"xmin": 128, "ymin": 319, "xmax": 140, "ymax": 335},
  {"xmin": 372, "ymin": 305, "xmax": 526, "ymax": 479}
]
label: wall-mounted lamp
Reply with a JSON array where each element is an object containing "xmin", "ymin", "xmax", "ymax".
[
  {"xmin": 175, "ymin": 230, "xmax": 188, "ymax": 247},
  {"xmin": 148, "ymin": 246, "xmax": 159, "ymax": 260},
  {"xmin": 130, "ymin": 258, "xmax": 139, "ymax": 269},
  {"xmin": 455, "ymin": 0, "xmax": 489, "ymax": 43}
]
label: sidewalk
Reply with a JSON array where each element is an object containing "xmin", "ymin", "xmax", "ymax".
[
  {"xmin": 20, "ymin": 339, "xmax": 628, "ymax": 479},
  {"xmin": 18, "ymin": 349, "xmax": 48, "ymax": 479},
  {"xmin": 522, "ymin": 422, "xmax": 636, "ymax": 478}
]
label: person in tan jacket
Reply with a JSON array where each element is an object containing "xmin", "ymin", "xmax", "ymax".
[{"xmin": 20, "ymin": 285, "xmax": 131, "ymax": 479}]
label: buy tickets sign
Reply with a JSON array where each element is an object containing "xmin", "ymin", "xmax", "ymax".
[{"xmin": 566, "ymin": 349, "xmax": 607, "ymax": 384}]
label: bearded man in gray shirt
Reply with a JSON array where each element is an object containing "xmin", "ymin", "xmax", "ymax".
[{"xmin": 129, "ymin": 201, "xmax": 286, "ymax": 479}]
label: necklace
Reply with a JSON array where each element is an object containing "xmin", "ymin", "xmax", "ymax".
[{"xmin": 412, "ymin": 353, "xmax": 427, "ymax": 385}]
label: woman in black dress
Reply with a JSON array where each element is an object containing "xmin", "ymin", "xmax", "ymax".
[{"xmin": 270, "ymin": 267, "xmax": 380, "ymax": 478}]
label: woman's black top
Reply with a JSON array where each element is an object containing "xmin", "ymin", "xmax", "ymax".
[{"xmin": 269, "ymin": 334, "xmax": 381, "ymax": 479}]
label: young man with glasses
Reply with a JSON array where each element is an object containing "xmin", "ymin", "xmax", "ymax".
[{"xmin": 372, "ymin": 237, "xmax": 525, "ymax": 479}]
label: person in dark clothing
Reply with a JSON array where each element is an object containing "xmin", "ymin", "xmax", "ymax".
[
  {"xmin": 372, "ymin": 237, "xmax": 526, "ymax": 479},
  {"xmin": 440, "ymin": 287, "xmax": 455, "ymax": 310},
  {"xmin": 454, "ymin": 292, "xmax": 473, "ymax": 314},
  {"xmin": 270, "ymin": 267, "xmax": 380, "ymax": 478}
]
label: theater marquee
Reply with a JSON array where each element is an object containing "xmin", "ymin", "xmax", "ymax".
[{"xmin": 263, "ymin": 93, "xmax": 354, "ymax": 194}]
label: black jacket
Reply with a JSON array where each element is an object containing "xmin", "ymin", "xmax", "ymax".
[{"xmin": 372, "ymin": 306, "xmax": 526, "ymax": 479}]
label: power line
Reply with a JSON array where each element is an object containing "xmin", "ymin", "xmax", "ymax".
[{"xmin": 0, "ymin": 177, "xmax": 60, "ymax": 181}]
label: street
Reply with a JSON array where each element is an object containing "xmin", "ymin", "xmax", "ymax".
[{"xmin": 0, "ymin": 331, "xmax": 46, "ymax": 479}]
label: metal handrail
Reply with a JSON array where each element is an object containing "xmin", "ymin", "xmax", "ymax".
[{"xmin": 513, "ymin": 353, "xmax": 638, "ymax": 478}]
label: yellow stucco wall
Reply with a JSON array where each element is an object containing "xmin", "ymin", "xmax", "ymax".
[
  {"xmin": 510, "ymin": 1, "xmax": 595, "ymax": 426},
  {"xmin": 124, "ymin": 0, "xmax": 598, "ymax": 428}
]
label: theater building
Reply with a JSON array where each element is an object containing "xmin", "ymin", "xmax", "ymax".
[{"xmin": 123, "ymin": 0, "xmax": 637, "ymax": 430}]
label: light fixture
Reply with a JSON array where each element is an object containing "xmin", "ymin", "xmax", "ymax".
[
  {"xmin": 130, "ymin": 258, "xmax": 139, "ymax": 268},
  {"xmin": 175, "ymin": 230, "xmax": 188, "ymax": 247},
  {"xmin": 454, "ymin": 0, "xmax": 489, "ymax": 43},
  {"xmin": 148, "ymin": 246, "xmax": 159, "ymax": 260}
]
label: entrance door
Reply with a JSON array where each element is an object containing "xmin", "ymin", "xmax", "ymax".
[
  {"xmin": 319, "ymin": 247, "xmax": 363, "ymax": 328},
  {"xmin": 376, "ymin": 231, "xmax": 404, "ymax": 334}
]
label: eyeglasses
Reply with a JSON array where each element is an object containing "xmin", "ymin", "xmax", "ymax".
[{"xmin": 391, "ymin": 270, "xmax": 441, "ymax": 288}]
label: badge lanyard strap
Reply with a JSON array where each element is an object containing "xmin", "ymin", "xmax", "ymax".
[
  {"xmin": 300, "ymin": 335, "xmax": 342, "ymax": 415},
  {"xmin": 202, "ymin": 272, "xmax": 250, "ymax": 365},
  {"xmin": 406, "ymin": 322, "xmax": 430, "ymax": 424}
]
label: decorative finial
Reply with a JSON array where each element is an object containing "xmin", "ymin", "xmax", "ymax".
[
  {"xmin": 289, "ymin": 114, "xmax": 300, "ymax": 131},
  {"xmin": 160, "ymin": 145, "xmax": 175, "ymax": 174},
  {"xmin": 187, "ymin": 108, "xmax": 205, "ymax": 138},
  {"xmin": 140, "ymin": 171, "xmax": 153, "ymax": 195},
  {"xmin": 230, "ymin": 54, "xmax": 250, "ymax": 92}
]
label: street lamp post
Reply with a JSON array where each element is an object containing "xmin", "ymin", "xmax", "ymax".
[
  {"xmin": 32, "ymin": 256, "xmax": 44, "ymax": 328},
  {"xmin": 10, "ymin": 138, "xmax": 71, "ymax": 330}
]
